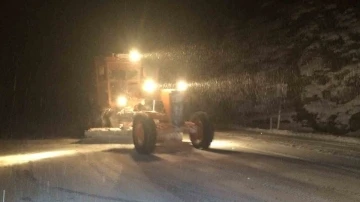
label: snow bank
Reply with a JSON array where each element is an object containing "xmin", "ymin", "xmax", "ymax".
[{"xmin": 228, "ymin": 125, "xmax": 360, "ymax": 145}]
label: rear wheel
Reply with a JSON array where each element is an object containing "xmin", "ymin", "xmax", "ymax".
[
  {"xmin": 101, "ymin": 109, "xmax": 112, "ymax": 127},
  {"xmin": 189, "ymin": 112, "xmax": 214, "ymax": 149},
  {"xmin": 102, "ymin": 116, "xmax": 111, "ymax": 127},
  {"xmin": 349, "ymin": 112, "xmax": 360, "ymax": 132},
  {"xmin": 132, "ymin": 114, "xmax": 157, "ymax": 154}
]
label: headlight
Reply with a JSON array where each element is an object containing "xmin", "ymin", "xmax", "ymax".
[
  {"xmin": 142, "ymin": 79, "xmax": 157, "ymax": 93},
  {"xmin": 129, "ymin": 49, "xmax": 142, "ymax": 62},
  {"xmin": 116, "ymin": 96, "xmax": 127, "ymax": 107},
  {"xmin": 176, "ymin": 80, "xmax": 188, "ymax": 91}
]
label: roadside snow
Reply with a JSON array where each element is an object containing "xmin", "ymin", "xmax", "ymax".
[{"xmin": 228, "ymin": 125, "xmax": 360, "ymax": 145}]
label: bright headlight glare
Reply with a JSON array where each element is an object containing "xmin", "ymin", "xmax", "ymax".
[
  {"xmin": 143, "ymin": 79, "xmax": 157, "ymax": 93},
  {"xmin": 116, "ymin": 96, "xmax": 127, "ymax": 107},
  {"xmin": 129, "ymin": 50, "xmax": 142, "ymax": 62},
  {"xmin": 176, "ymin": 80, "xmax": 188, "ymax": 91}
]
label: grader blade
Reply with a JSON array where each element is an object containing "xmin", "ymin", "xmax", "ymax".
[{"xmin": 83, "ymin": 128, "xmax": 132, "ymax": 144}]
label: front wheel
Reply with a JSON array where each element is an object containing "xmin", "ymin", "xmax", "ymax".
[
  {"xmin": 189, "ymin": 112, "xmax": 214, "ymax": 149},
  {"xmin": 132, "ymin": 114, "xmax": 157, "ymax": 154}
]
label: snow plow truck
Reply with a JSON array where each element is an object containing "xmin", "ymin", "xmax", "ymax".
[{"xmin": 85, "ymin": 50, "xmax": 214, "ymax": 154}]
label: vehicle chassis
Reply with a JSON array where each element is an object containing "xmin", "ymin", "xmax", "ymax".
[{"xmin": 119, "ymin": 89, "xmax": 214, "ymax": 154}]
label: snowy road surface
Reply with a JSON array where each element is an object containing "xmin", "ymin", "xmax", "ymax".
[{"xmin": 0, "ymin": 130, "xmax": 360, "ymax": 202}]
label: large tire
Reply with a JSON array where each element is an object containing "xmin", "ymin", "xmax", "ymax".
[
  {"xmin": 349, "ymin": 112, "xmax": 360, "ymax": 132},
  {"xmin": 189, "ymin": 111, "xmax": 214, "ymax": 149},
  {"xmin": 132, "ymin": 114, "xmax": 157, "ymax": 154},
  {"xmin": 101, "ymin": 110, "xmax": 112, "ymax": 127},
  {"xmin": 102, "ymin": 116, "xmax": 111, "ymax": 127}
]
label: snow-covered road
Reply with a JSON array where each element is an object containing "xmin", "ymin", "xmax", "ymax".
[{"xmin": 0, "ymin": 130, "xmax": 359, "ymax": 202}]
